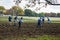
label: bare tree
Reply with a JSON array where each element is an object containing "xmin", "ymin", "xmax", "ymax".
[{"xmin": 13, "ymin": 0, "xmax": 48, "ymax": 11}]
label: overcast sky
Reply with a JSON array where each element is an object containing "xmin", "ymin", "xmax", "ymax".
[{"xmin": 0, "ymin": 0, "xmax": 60, "ymax": 13}]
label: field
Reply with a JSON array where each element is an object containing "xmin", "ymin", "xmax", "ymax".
[
  {"xmin": 0, "ymin": 16, "xmax": 60, "ymax": 40},
  {"xmin": 0, "ymin": 16, "xmax": 60, "ymax": 23}
]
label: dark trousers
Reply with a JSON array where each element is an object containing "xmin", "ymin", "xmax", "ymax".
[
  {"xmin": 37, "ymin": 22, "xmax": 41, "ymax": 27},
  {"xmin": 18, "ymin": 22, "xmax": 21, "ymax": 29}
]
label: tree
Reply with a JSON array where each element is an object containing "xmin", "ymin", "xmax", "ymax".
[
  {"xmin": 24, "ymin": 9, "xmax": 33, "ymax": 16},
  {"xmin": 0, "ymin": 6, "xmax": 5, "ymax": 14},
  {"xmin": 57, "ymin": 13, "xmax": 60, "ymax": 17},
  {"xmin": 50, "ymin": 12, "xmax": 56, "ymax": 17},
  {"xmin": 32, "ymin": 11, "xmax": 38, "ymax": 17},
  {"xmin": 39, "ymin": 12, "xmax": 45, "ymax": 17},
  {"xmin": 24, "ymin": 9, "xmax": 39, "ymax": 17},
  {"xmin": 14, "ymin": 0, "xmax": 47, "ymax": 11},
  {"xmin": 11, "ymin": 6, "xmax": 24, "ymax": 15},
  {"xmin": 0, "ymin": 6, "xmax": 5, "ymax": 10}
]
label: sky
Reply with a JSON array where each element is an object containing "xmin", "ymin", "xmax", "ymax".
[{"xmin": 0, "ymin": 0, "xmax": 60, "ymax": 13}]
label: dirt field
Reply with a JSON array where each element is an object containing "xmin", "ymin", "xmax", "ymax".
[{"xmin": 0, "ymin": 22, "xmax": 60, "ymax": 37}]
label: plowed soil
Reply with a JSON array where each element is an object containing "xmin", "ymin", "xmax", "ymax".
[{"xmin": 0, "ymin": 22, "xmax": 60, "ymax": 37}]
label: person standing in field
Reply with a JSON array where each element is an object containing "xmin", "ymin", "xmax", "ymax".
[
  {"xmin": 47, "ymin": 17, "xmax": 51, "ymax": 24},
  {"xmin": 14, "ymin": 16, "xmax": 18, "ymax": 26},
  {"xmin": 18, "ymin": 17, "xmax": 23, "ymax": 29},
  {"xmin": 37, "ymin": 17, "xmax": 42, "ymax": 27},
  {"xmin": 8, "ymin": 15, "xmax": 12, "ymax": 25},
  {"xmin": 42, "ymin": 16, "xmax": 45, "ymax": 23}
]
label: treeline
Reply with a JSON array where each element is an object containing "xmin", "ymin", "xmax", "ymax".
[
  {"xmin": 24, "ymin": 9, "xmax": 45, "ymax": 17},
  {"xmin": 0, "ymin": 6, "xmax": 24, "ymax": 16},
  {"xmin": 45, "ymin": 13, "xmax": 60, "ymax": 17},
  {"xmin": 0, "ymin": 6, "xmax": 60, "ymax": 17},
  {"xmin": 24, "ymin": 9, "xmax": 60, "ymax": 17}
]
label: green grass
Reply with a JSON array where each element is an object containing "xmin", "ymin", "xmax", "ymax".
[
  {"xmin": 1, "ymin": 35, "xmax": 60, "ymax": 40},
  {"xmin": 0, "ymin": 16, "xmax": 60, "ymax": 23},
  {"xmin": 28, "ymin": 35, "xmax": 60, "ymax": 40}
]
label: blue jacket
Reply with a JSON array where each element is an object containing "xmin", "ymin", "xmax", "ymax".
[
  {"xmin": 38, "ymin": 19, "xmax": 41, "ymax": 25},
  {"xmin": 8, "ymin": 16, "xmax": 12, "ymax": 21}
]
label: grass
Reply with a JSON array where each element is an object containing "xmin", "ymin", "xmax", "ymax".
[
  {"xmin": 1, "ymin": 35, "xmax": 60, "ymax": 40},
  {"xmin": 0, "ymin": 16, "xmax": 60, "ymax": 23},
  {"xmin": 28, "ymin": 35, "xmax": 60, "ymax": 40}
]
